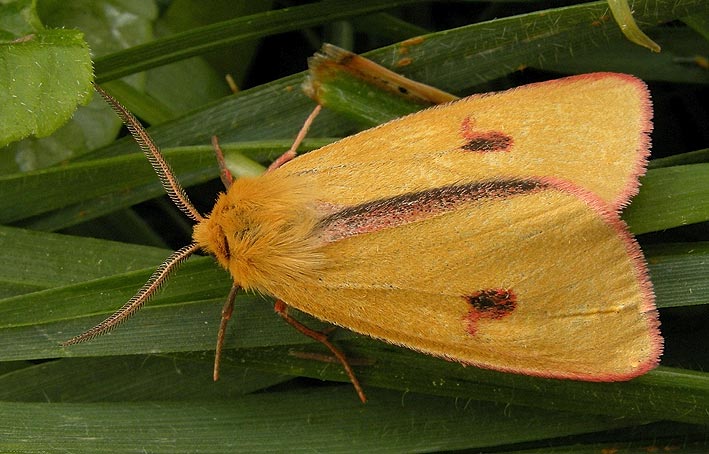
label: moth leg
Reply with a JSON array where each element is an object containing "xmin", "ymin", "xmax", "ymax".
[
  {"xmin": 267, "ymin": 105, "xmax": 322, "ymax": 172},
  {"xmin": 213, "ymin": 284, "xmax": 240, "ymax": 381},
  {"xmin": 274, "ymin": 299, "xmax": 367, "ymax": 403},
  {"xmin": 211, "ymin": 136, "xmax": 233, "ymax": 190}
]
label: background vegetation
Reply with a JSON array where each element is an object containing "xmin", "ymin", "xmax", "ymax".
[{"xmin": 0, "ymin": 0, "xmax": 707, "ymax": 452}]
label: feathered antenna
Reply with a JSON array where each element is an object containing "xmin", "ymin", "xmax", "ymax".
[
  {"xmin": 62, "ymin": 244, "xmax": 200, "ymax": 345},
  {"xmin": 92, "ymin": 84, "xmax": 204, "ymax": 223},
  {"xmin": 62, "ymin": 85, "xmax": 204, "ymax": 346}
]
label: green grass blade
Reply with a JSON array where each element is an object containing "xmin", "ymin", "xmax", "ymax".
[
  {"xmin": 0, "ymin": 387, "xmax": 651, "ymax": 453},
  {"xmin": 93, "ymin": 0, "xmax": 429, "ymax": 83}
]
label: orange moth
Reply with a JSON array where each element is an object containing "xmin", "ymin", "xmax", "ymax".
[{"xmin": 64, "ymin": 72, "xmax": 662, "ymax": 402}]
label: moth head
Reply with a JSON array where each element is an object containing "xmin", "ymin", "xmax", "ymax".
[
  {"xmin": 193, "ymin": 175, "xmax": 326, "ymax": 293},
  {"xmin": 192, "ymin": 191, "xmax": 236, "ymax": 272}
]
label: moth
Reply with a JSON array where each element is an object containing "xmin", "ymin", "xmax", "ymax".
[{"xmin": 64, "ymin": 73, "xmax": 662, "ymax": 402}]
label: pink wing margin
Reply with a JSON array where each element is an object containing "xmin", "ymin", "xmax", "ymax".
[{"xmin": 542, "ymin": 175, "xmax": 663, "ymax": 380}]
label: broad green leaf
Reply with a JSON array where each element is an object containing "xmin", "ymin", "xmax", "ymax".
[
  {"xmin": 0, "ymin": 0, "xmax": 43, "ymax": 38},
  {"xmin": 0, "ymin": 0, "xmax": 157, "ymax": 172},
  {"xmin": 0, "ymin": 30, "xmax": 92, "ymax": 148}
]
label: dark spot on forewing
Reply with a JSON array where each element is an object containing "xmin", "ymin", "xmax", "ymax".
[
  {"xmin": 459, "ymin": 116, "xmax": 513, "ymax": 153},
  {"xmin": 464, "ymin": 289, "xmax": 518, "ymax": 336},
  {"xmin": 462, "ymin": 131, "xmax": 513, "ymax": 152}
]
